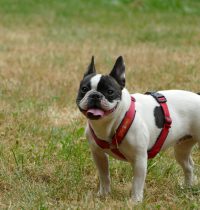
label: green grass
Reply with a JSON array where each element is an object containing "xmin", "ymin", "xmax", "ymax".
[{"xmin": 0, "ymin": 0, "xmax": 200, "ymax": 208}]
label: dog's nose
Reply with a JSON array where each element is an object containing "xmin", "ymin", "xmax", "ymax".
[{"xmin": 89, "ymin": 93, "xmax": 102, "ymax": 100}]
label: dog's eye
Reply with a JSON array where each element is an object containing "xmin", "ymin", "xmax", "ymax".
[
  {"xmin": 107, "ymin": 90, "xmax": 114, "ymax": 95},
  {"xmin": 81, "ymin": 86, "xmax": 88, "ymax": 93}
]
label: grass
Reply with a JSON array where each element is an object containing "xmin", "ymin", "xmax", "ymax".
[{"xmin": 0, "ymin": 0, "xmax": 200, "ymax": 208}]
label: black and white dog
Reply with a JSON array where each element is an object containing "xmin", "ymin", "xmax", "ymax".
[{"xmin": 76, "ymin": 56, "xmax": 200, "ymax": 202}]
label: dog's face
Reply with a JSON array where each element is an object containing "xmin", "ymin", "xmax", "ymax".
[{"xmin": 76, "ymin": 56, "xmax": 126, "ymax": 120}]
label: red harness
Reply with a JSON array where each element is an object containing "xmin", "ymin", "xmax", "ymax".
[{"xmin": 89, "ymin": 92, "xmax": 172, "ymax": 160}]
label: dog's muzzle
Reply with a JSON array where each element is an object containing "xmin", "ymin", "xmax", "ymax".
[{"xmin": 79, "ymin": 92, "xmax": 118, "ymax": 120}]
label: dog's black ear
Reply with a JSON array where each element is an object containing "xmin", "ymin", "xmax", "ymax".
[
  {"xmin": 84, "ymin": 56, "xmax": 96, "ymax": 77},
  {"xmin": 110, "ymin": 56, "xmax": 125, "ymax": 89}
]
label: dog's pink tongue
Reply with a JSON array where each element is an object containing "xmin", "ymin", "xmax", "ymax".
[{"xmin": 87, "ymin": 109, "xmax": 104, "ymax": 117}]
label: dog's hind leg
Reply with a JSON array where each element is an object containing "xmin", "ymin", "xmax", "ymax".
[{"xmin": 174, "ymin": 138, "xmax": 197, "ymax": 186}]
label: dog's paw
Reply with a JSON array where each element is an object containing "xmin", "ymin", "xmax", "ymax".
[
  {"xmin": 126, "ymin": 197, "xmax": 143, "ymax": 208},
  {"xmin": 131, "ymin": 194, "xmax": 143, "ymax": 203},
  {"xmin": 97, "ymin": 188, "xmax": 110, "ymax": 197},
  {"xmin": 179, "ymin": 175, "xmax": 198, "ymax": 188},
  {"xmin": 193, "ymin": 175, "xmax": 198, "ymax": 185},
  {"xmin": 97, "ymin": 191, "xmax": 110, "ymax": 198}
]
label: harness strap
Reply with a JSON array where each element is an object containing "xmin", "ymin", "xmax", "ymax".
[
  {"xmin": 112, "ymin": 97, "xmax": 136, "ymax": 146},
  {"xmin": 145, "ymin": 92, "xmax": 172, "ymax": 159},
  {"xmin": 89, "ymin": 97, "xmax": 136, "ymax": 160}
]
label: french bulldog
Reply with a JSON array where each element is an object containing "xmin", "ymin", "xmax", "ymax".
[{"xmin": 76, "ymin": 56, "xmax": 200, "ymax": 202}]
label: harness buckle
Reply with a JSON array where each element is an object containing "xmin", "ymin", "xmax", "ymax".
[
  {"xmin": 156, "ymin": 96, "xmax": 167, "ymax": 103},
  {"xmin": 145, "ymin": 92, "xmax": 167, "ymax": 103},
  {"xmin": 152, "ymin": 93, "xmax": 167, "ymax": 103}
]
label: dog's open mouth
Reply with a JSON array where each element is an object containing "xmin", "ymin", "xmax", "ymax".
[
  {"xmin": 86, "ymin": 108, "xmax": 105, "ymax": 120},
  {"xmin": 80, "ymin": 103, "xmax": 118, "ymax": 120}
]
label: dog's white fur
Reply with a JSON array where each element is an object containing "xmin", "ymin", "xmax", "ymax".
[
  {"xmin": 85, "ymin": 83, "xmax": 200, "ymax": 202},
  {"xmin": 91, "ymin": 74, "xmax": 102, "ymax": 89}
]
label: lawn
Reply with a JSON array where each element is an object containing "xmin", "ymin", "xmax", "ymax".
[{"xmin": 0, "ymin": 0, "xmax": 200, "ymax": 209}]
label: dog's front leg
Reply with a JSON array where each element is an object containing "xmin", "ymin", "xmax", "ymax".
[
  {"xmin": 91, "ymin": 149, "xmax": 110, "ymax": 196},
  {"xmin": 131, "ymin": 153, "xmax": 147, "ymax": 202}
]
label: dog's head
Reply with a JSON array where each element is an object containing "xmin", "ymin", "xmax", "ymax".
[{"xmin": 76, "ymin": 56, "xmax": 126, "ymax": 120}]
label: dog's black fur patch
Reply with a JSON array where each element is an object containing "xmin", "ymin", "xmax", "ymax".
[
  {"xmin": 154, "ymin": 106, "xmax": 164, "ymax": 128},
  {"xmin": 76, "ymin": 73, "xmax": 95, "ymax": 105},
  {"xmin": 97, "ymin": 75, "xmax": 122, "ymax": 103},
  {"xmin": 197, "ymin": 92, "xmax": 200, "ymax": 95},
  {"xmin": 109, "ymin": 56, "xmax": 125, "ymax": 89}
]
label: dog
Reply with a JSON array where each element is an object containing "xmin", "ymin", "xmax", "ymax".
[{"xmin": 76, "ymin": 56, "xmax": 200, "ymax": 202}]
